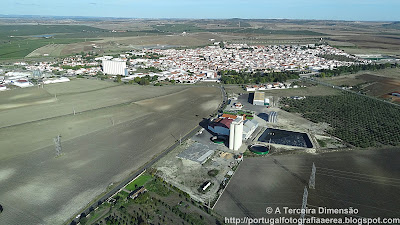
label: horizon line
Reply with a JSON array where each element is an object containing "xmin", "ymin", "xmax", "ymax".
[{"xmin": 0, "ymin": 14, "xmax": 398, "ymax": 23}]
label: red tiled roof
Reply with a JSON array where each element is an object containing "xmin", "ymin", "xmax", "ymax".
[
  {"xmin": 221, "ymin": 114, "xmax": 237, "ymax": 120},
  {"xmin": 210, "ymin": 118, "xmax": 233, "ymax": 129}
]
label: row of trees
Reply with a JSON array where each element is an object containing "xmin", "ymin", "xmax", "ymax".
[
  {"xmin": 280, "ymin": 92, "xmax": 400, "ymax": 148},
  {"xmin": 317, "ymin": 63, "xmax": 399, "ymax": 78},
  {"xmin": 318, "ymin": 54, "xmax": 358, "ymax": 62},
  {"xmin": 219, "ymin": 70, "xmax": 300, "ymax": 84},
  {"xmin": 115, "ymin": 75, "xmax": 159, "ymax": 85},
  {"xmin": 61, "ymin": 65, "xmax": 98, "ymax": 70}
]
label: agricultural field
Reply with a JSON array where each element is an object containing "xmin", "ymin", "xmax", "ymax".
[
  {"xmin": 215, "ymin": 149, "xmax": 400, "ymax": 223},
  {"xmin": 125, "ymin": 174, "xmax": 152, "ymax": 191},
  {"xmin": 152, "ymin": 24, "xmax": 205, "ymax": 33},
  {"xmin": 0, "ymin": 24, "xmax": 106, "ymax": 59},
  {"xmin": 0, "ymin": 80, "xmax": 189, "ymax": 128},
  {"xmin": 0, "ymin": 80, "xmax": 222, "ymax": 225},
  {"xmin": 102, "ymin": 32, "xmax": 222, "ymax": 49},
  {"xmin": 367, "ymin": 67, "xmax": 400, "ymax": 79},
  {"xmin": 318, "ymin": 67, "xmax": 400, "ymax": 102},
  {"xmin": 25, "ymin": 43, "xmax": 93, "ymax": 58},
  {"xmin": 82, "ymin": 174, "xmax": 223, "ymax": 225},
  {"xmin": 280, "ymin": 92, "xmax": 400, "ymax": 148},
  {"xmin": 318, "ymin": 73, "xmax": 367, "ymax": 87},
  {"xmin": 1, "ymin": 19, "xmax": 399, "ymax": 60},
  {"xmin": 0, "ymin": 25, "xmax": 105, "ymax": 38},
  {"xmin": 329, "ymin": 35, "xmax": 400, "ymax": 53},
  {"xmin": 223, "ymin": 83, "xmax": 341, "ymax": 96},
  {"xmin": 356, "ymin": 74, "xmax": 400, "ymax": 97},
  {"xmin": 0, "ymin": 38, "xmax": 94, "ymax": 60},
  {"xmin": 207, "ymin": 28, "xmax": 325, "ymax": 36}
]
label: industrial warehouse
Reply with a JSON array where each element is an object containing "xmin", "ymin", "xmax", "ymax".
[
  {"xmin": 253, "ymin": 91, "xmax": 271, "ymax": 106},
  {"xmin": 152, "ymin": 86, "xmax": 323, "ymax": 208},
  {"xmin": 102, "ymin": 58, "xmax": 128, "ymax": 75}
]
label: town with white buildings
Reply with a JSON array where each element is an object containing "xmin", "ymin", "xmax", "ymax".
[
  {"xmin": 0, "ymin": 43, "xmax": 370, "ymax": 91},
  {"xmin": 138, "ymin": 43, "xmax": 367, "ymax": 73}
]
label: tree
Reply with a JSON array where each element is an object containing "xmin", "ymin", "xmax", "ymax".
[
  {"xmin": 115, "ymin": 75, "xmax": 122, "ymax": 83},
  {"xmin": 133, "ymin": 77, "xmax": 141, "ymax": 84},
  {"xmin": 139, "ymin": 78, "xmax": 150, "ymax": 85}
]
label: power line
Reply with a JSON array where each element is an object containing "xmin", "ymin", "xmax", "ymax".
[
  {"xmin": 316, "ymin": 172, "xmax": 400, "ymax": 187},
  {"xmin": 317, "ymin": 167, "xmax": 400, "ymax": 182}
]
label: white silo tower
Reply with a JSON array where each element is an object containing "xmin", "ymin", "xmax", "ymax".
[
  {"xmin": 229, "ymin": 121, "xmax": 235, "ymax": 150},
  {"xmin": 229, "ymin": 116, "xmax": 244, "ymax": 151}
]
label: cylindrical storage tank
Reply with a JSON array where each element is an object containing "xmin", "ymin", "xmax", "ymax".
[
  {"xmin": 249, "ymin": 144, "xmax": 269, "ymax": 155},
  {"xmin": 229, "ymin": 123, "xmax": 235, "ymax": 150},
  {"xmin": 233, "ymin": 121, "xmax": 243, "ymax": 151}
]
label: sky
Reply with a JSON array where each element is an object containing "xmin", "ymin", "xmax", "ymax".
[{"xmin": 2, "ymin": 0, "xmax": 399, "ymax": 21}]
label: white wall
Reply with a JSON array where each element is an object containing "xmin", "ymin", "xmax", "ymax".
[{"xmin": 102, "ymin": 60, "xmax": 127, "ymax": 75}]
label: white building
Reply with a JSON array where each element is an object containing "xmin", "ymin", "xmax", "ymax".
[
  {"xmin": 243, "ymin": 120, "xmax": 259, "ymax": 140},
  {"xmin": 102, "ymin": 59, "xmax": 127, "ymax": 76},
  {"xmin": 229, "ymin": 116, "xmax": 244, "ymax": 151},
  {"xmin": 392, "ymin": 92, "xmax": 400, "ymax": 97},
  {"xmin": 264, "ymin": 98, "xmax": 270, "ymax": 106},
  {"xmin": 95, "ymin": 56, "xmax": 113, "ymax": 61},
  {"xmin": 43, "ymin": 77, "xmax": 70, "ymax": 84},
  {"xmin": 12, "ymin": 80, "xmax": 33, "ymax": 88},
  {"xmin": 253, "ymin": 92, "xmax": 265, "ymax": 106}
]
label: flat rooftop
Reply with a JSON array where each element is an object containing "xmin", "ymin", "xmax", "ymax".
[
  {"xmin": 177, "ymin": 142, "xmax": 215, "ymax": 164},
  {"xmin": 254, "ymin": 91, "xmax": 265, "ymax": 101}
]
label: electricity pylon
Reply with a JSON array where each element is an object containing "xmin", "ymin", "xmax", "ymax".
[
  {"xmin": 54, "ymin": 135, "xmax": 62, "ymax": 157},
  {"xmin": 299, "ymin": 186, "xmax": 308, "ymax": 225},
  {"xmin": 309, "ymin": 163, "xmax": 316, "ymax": 189}
]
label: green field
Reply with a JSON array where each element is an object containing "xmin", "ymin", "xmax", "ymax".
[
  {"xmin": 0, "ymin": 38, "xmax": 94, "ymax": 59},
  {"xmin": 86, "ymin": 176, "xmax": 222, "ymax": 225},
  {"xmin": 280, "ymin": 92, "xmax": 400, "ymax": 147},
  {"xmin": 0, "ymin": 25, "xmax": 104, "ymax": 38},
  {"xmin": 0, "ymin": 25, "xmax": 107, "ymax": 59},
  {"xmin": 152, "ymin": 24, "xmax": 205, "ymax": 33},
  {"xmin": 145, "ymin": 179, "xmax": 172, "ymax": 197},
  {"xmin": 125, "ymin": 174, "xmax": 153, "ymax": 191},
  {"xmin": 207, "ymin": 28, "xmax": 326, "ymax": 36},
  {"xmin": 53, "ymin": 30, "xmax": 161, "ymax": 39}
]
